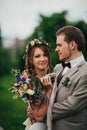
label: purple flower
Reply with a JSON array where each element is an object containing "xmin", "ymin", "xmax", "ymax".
[
  {"xmin": 15, "ymin": 75, "xmax": 21, "ymax": 82},
  {"xmin": 22, "ymin": 93, "xmax": 28, "ymax": 100},
  {"xmin": 21, "ymin": 77, "xmax": 26, "ymax": 83}
]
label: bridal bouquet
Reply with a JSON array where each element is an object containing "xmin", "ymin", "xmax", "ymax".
[
  {"xmin": 9, "ymin": 69, "xmax": 56, "ymax": 105},
  {"xmin": 9, "ymin": 69, "xmax": 56, "ymax": 128}
]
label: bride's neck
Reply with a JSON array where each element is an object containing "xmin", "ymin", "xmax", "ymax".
[{"xmin": 36, "ymin": 70, "xmax": 46, "ymax": 78}]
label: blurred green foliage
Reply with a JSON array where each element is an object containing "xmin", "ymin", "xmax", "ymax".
[{"xmin": 0, "ymin": 74, "xmax": 27, "ymax": 130}]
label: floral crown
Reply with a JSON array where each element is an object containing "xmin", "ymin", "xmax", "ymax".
[{"xmin": 26, "ymin": 38, "xmax": 49, "ymax": 53}]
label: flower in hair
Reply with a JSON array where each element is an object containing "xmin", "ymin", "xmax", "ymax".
[
  {"xmin": 26, "ymin": 45, "xmax": 28, "ymax": 53},
  {"xmin": 26, "ymin": 38, "xmax": 49, "ymax": 53},
  {"xmin": 30, "ymin": 41, "xmax": 35, "ymax": 46}
]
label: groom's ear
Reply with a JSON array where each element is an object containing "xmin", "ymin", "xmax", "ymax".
[{"xmin": 69, "ymin": 41, "xmax": 77, "ymax": 50}]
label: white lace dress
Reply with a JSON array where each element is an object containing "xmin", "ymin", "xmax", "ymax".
[{"xmin": 23, "ymin": 117, "xmax": 47, "ymax": 130}]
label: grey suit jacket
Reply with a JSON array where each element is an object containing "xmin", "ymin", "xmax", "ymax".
[{"xmin": 47, "ymin": 60, "xmax": 87, "ymax": 130}]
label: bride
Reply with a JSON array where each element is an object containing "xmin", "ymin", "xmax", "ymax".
[{"xmin": 23, "ymin": 38, "xmax": 53, "ymax": 130}]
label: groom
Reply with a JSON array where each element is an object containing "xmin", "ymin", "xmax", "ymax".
[{"xmin": 47, "ymin": 25, "xmax": 87, "ymax": 130}]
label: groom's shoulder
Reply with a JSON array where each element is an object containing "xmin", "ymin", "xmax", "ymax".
[
  {"xmin": 80, "ymin": 61, "xmax": 87, "ymax": 72},
  {"xmin": 79, "ymin": 60, "xmax": 87, "ymax": 69}
]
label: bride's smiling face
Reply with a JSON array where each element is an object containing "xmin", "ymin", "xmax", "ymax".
[{"xmin": 32, "ymin": 47, "xmax": 49, "ymax": 71}]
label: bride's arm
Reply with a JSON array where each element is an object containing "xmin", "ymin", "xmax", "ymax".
[
  {"xmin": 27, "ymin": 76, "xmax": 53, "ymax": 122},
  {"xmin": 32, "ymin": 88, "xmax": 52, "ymax": 122},
  {"xmin": 32, "ymin": 76, "xmax": 53, "ymax": 122}
]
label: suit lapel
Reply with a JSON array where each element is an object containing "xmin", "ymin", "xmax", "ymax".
[{"xmin": 57, "ymin": 60, "xmax": 86, "ymax": 90}]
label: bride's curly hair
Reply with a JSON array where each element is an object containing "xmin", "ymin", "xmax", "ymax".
[{"xmin": 25, "ymin": 38, "xmax": 53, "ymax": 76}]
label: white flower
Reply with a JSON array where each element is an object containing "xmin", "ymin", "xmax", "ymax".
[
  {"xmin": 27, "ymin": 89, "xmax": 35, "ymax": 95},
  {"xmin": 30, "ymin": 41, "xmax": 35, "ymax": 46},
  {"xmin": 25, "ymin": 45, "xmax": 29, "ymax": 52},
  {"xmin": 14, "ymin": 83, "xmax": 18, "ymax": 86},
  {"xmin": 26, "ymin": 78, "xmax": 31, "ymax": 83}
]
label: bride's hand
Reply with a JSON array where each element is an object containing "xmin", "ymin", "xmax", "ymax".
[
  {"xmin": 26, "ymin": 107, "xmax": 33, "ymax": 118},
  {"xmin": 26, "ymin": 107, "xmax": 36, "ymax": 124},
  {"xmin": 41, "ymin": 75, "xmax": 53, "ymax": 90}
]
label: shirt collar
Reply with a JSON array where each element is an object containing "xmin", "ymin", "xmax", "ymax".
[{"xmin": 70, "ymin": 55, "xmax": 85, "ymax": 68}]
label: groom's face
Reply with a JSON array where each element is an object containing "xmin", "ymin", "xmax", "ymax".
[{"xmin": 55, "ymin": 34, "xmax": 72, "ymax": 62}]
